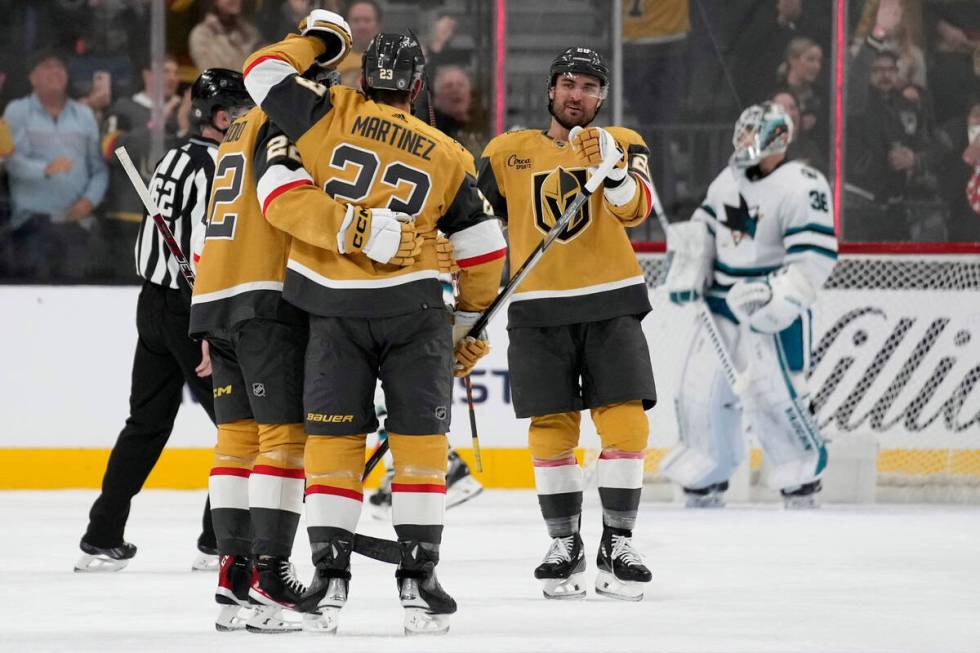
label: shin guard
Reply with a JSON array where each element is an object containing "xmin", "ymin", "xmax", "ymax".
[
  {"xmin": 529, "ymin": 412, "xmax": 583, "ymax": 537},
  {"xmin": 388, "ymin": 434, "xmax": 448, "ymax": 547},
  {"xmin": 210, "ymin": 419, "xmax": 259, "ymax": 556}
]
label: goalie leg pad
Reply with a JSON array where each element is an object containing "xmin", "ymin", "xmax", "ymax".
[
  {"xmin": 736, "ymin": 324, "xmax": 826, "ymax": 490},
  {"xmin": 660, "ymin": 317, "xmax": 745, "ymax": 489}
]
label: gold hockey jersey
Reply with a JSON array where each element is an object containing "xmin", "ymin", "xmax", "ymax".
[
  {"xmin": 478, "ymin": 127, "xmax": 654, "ymax": 328},
  {"xmin": 189, "ymin": 107, "xmax": 294, "ymax": 336},
  {"xmin": 242, "ymin": 36, "xmax": 506, "ymax": 319}
]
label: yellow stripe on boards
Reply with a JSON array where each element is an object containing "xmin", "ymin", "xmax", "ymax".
[{"xmin": 1, "ymin": 448, "xmax": 979, "ymax": 489}]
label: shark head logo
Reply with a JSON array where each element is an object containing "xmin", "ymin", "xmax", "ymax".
[{"xmin": 723, "ymin": 193, "xmax": 760, "ymax": 245}]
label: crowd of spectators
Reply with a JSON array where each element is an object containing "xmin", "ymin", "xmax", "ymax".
[{"xmin": 0, "ymin": 0, "xmax": 977, "ymax": 284}]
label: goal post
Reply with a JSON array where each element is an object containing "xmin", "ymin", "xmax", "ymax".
[{"xmin": 630, "ymin": 240, "xmax": 980, "ymax": 504}]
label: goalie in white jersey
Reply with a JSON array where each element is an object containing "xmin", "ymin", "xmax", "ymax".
[{"xmin": 660, "ymin": 102, "xmax": 838, "ymax": 509}]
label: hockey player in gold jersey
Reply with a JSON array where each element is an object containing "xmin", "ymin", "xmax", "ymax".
[
  {"xmin": 478, "ymin": 47, "xmax": 657, "ymax": 601},
  {"xmin": 242, "ymin": 12, "xmax": 506, "ymax": 634},
  {"xmin": 189, "ymin": 15, "xmax": 355, "ymax": 633}
]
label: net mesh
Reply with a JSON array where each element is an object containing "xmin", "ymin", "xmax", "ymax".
[{"xmin": 632, "ymin": 248, "xmax": 980, "ymax": 501}]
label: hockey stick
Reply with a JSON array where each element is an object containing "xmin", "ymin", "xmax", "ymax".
[
  {"xmin": 645, "ymin": 175, "xmax": 742, "ymax": 390},
  {"xmin": 361, "ymin": 145, "xmax": 621, "ymax": 479},
  {"xmin": 115, "ymin": 146, "xmax": 196, "ymax": 290}
]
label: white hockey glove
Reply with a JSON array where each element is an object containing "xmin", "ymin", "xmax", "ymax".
[
  {"xmin": 727, "ymin": 266, "xmax": 817, "ymax": 333},
  {"xmin": 664, "ymin": 221, "xmax": 714, "ymax": 305},
  {"xmin": 298, "ymin": 9, "xmax": 353, "ymax": 67},
  {"xmin": 337, "ymin": 205, "xmax": 421, "ymax": 266},
  {"xmin": 569, "ymin": 126, "xmax": 635, "ymax": 207},
  {"xmin": 452, "ymin": 310, "xmax": 489, "ymax": 377}
]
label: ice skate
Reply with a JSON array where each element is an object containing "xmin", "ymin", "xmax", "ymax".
[
  {"xmin": 192, "ymin": 540, "xmax": 220, "ymax": 571},
  {"xmin": 74, "ymin": 538, "xmax": 137, "ymax": 572},
  {"xmin": 445, "ymin": 449, "xmax": 483, "ymax": 509},
  {"xmin": 300, "ymin": 537, "xmax": 353, "ymax": 634},
  {"xmin": 368, "ymin": 468, "xmax": 393, "ymax": 520},
  {"xmin": 214, "ymin": 555, "xmax": 254, "ymax": 631},
  {"xmin": 397, "ymin": 541, "xmax": 456, "ymax": 635},
  {"xmin": 595, "ymin": 528, "xmax": 652, "ymax": 601},
  {"xmin": 534, "ymin": 533, "xmax": 586, "ymax": 600},
  {"xmin": 683, "ymin": 481, "xmax": 728, "ymax": 508},
  {"xmin": 246, "ymin": 556, "xmax": 307, "ymax": 633},
  {"xmin": 782, "ymin": 480, "xmax": 822, "ymax": 510}
]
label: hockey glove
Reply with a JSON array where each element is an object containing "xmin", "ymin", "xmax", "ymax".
[
  {"xmin": 338, "ymin": 205, "xmax": 422, "ymax": 266},
  {"xmin": 454, "ymin": 337, "xmax": 489, "ymax": 378},
  {"xmin": 299, "ymin": 9, "xmax": 353, "ymax": 67},
  {"xmin": 569, "ymin": 126, "xmax": 635, "ymax": 207},
  {"xmin": 727, "ymin": 266, "xmax": 817, "ymax": 334},
  {"xmin": 432, "ymin": 233, "xmax": 459, "ymax": 274},
  {"xmin": 665, "ymin": 221, "xmax": 713, "ymax": 305}
]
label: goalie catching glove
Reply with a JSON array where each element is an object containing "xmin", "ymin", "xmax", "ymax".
[
  {"xmin": 299, "ymin": 9, "xmax": 353, "ymax": 67},
  {"xmin": 452, "ymin": 311, "xmax": 489, "ymax": 378},
  {"xmin": 569, "ymin": 126, "xmax": 635, "ymax": 208},
  {"xmin": 337, "ymin": 205, "xmax": 421, "ymax": 266},
  {"xmin": 726, "ymin": 265, "xmax": 817, "ymax": 334}
]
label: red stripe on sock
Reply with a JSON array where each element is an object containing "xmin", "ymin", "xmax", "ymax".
[
  {"xmin": 251, "ymin": 465, "xmax": 305, "ymax": 479},
  {"xmin": 210, "ymin": 467, "xmax": 251, "ymax": 478},
  {"xmin": 305, "ymin": 484, "xmax": 363, "ymax": 501},
  {"xmin": 391, "ymin": 483, "xmax": 446, "ymax": 494}
]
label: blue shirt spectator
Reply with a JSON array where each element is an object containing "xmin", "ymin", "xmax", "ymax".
[{"xmin": 4, "ymin": 53, "xmax": 107, "ymax": 230}]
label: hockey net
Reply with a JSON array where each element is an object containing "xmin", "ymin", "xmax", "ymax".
[{"xmin": 629, "ymin": 241, "xmax": 980, "ymax": 503}]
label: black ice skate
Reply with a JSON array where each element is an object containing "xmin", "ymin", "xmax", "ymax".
[
  {"xmin": 74, "ymin": 538, "xmax": 137, "ymax": 572},
  {"xmin": 246, "ymin": 556, "xmax": 308, "ymax": 633},
  {"xmin": 214, "ymin": 555, "xmax": 254, "ymax": 631},
  {"xmin": 781, "ymin": 480, "xmax": 822, "ymax": 510},
  {"xmin": 446, "ymin": 449, "xmax": 483, "ymax": 508},
  {"xmin": 683, "ymin": 481, "xmax": 729, "ymax": 508},
  {"xmin": 396, "ymin": 541, "xmax": 457, "ymax": 635},
  {"xmin": 534, "ymin": 533, "xmax": 586, "ymax": 600},
  {"xmin": 192, "ymin": 538, "xmax": 220, "ymax": 572},
  {"xmin": 299, "ymin": 537, "xmax": 353, "ymax": 634},
  {"xmin": 595, "ymin": 528, "xmax": 652, "ymax": 601}
]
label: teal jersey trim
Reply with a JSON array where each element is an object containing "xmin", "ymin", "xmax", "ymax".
[
  {"xmin": 784, "ymin": 223, "xmax": 836, "ymax": 237},
  {"xmin": 786, "ymin": 244, "xmax": 839, "ymax": 259}
]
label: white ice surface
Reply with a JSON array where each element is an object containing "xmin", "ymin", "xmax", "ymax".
[{"xmin": 2, "ymin": 490, "xmax": 979, "ymax": 653}]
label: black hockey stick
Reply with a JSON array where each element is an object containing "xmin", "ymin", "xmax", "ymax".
[
  {"xmin": 361, "ymin": 140, "xmax": 620, "ymax": 479},
  {"xmin": 115, "ymin": 146, "xmax": 196, "ymax": 290}
]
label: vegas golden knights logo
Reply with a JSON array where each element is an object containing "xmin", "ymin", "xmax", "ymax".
[{"xmin": 532, "ymin": 167, "xmax": 591, "ymax": 242}]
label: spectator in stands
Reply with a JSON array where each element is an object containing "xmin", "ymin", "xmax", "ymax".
[
  {"xmin": 100, "ymin": 55, "xmax": 185, "ymax": 279},
  {"xmin": 853, "ymin": 0, "xmax": 927, "ymax": 89},
  {"xmin": 849, "ymin": 49, "xmax": 946, "ymax": 238},
  {"xmin": 2, "ymin": 51, "xmax": 107, "ymax": 282},
  {"xmin": 339, "ymin": 0, "xmax": 382, "ymax": 87},
  {"xmin": 938, "ymin": 98, "xmax": 980, "ymax": 238},
  {"xmin": 429, "ymin": 64, "xmax": 485, "ymax": 156},
  {"xmin": 925, "ymin": 1, "xmax": 979, "ymax": 124},
  {"xmin": 771, "ymin": 88, "xmax": 825, "ymax": 173},
  {"xmin": 730, "ymin": 0, "xmax": 807, "ymax": 105},
  {"xmin": 621, "ymin": 0, "xmax": 689, "ymax": 127},
  {"xmin": 189, "ymin": 0, "xmax": 262, "ymax": 72},
  {"xmin": 776, "ymin": 37, "xmax": 824, "ymax": 148}
]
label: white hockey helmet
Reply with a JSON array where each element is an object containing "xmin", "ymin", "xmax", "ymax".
[{"xmin": 730, "ymin": 101, "xmax": 794, "ymax": 169}]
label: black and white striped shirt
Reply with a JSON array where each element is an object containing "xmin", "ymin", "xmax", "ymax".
[{"xmin": 135, "ymin": 136, "xmax": 218, "ymax": 290}]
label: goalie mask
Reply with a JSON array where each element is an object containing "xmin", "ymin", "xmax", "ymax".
[
  {"xmin": 361, "ymin": 32, "xmax": 425, "ymax": 97},
  {"xmin": 730, "ymin": 102, "xmax": 794, "ymax": 169}
]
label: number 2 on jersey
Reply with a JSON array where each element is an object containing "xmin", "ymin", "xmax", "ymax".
[
  {"xmin": 323, "ymin": 143, "xmax": 432, "ymax": 217},
  {"xmin": 206, "ymin": 154, "xmax": 245, "ymax": 240}
]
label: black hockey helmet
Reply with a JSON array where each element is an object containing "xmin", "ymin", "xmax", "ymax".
[
  {"xmin": 548, "ymin": 47, "xmax": 609, "ymax": 90},
  {"xmin": 361, "ymin": 32, "xmax": 425, "ymax": 95},
  {"xmin": 190, "ymin": 68, "xmax": 253, "ymax": 129}
]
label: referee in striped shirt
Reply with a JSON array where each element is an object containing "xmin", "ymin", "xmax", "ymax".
[{"xmin": 77, "ymin": 70, "xmax": 254, "ymax": 573}]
